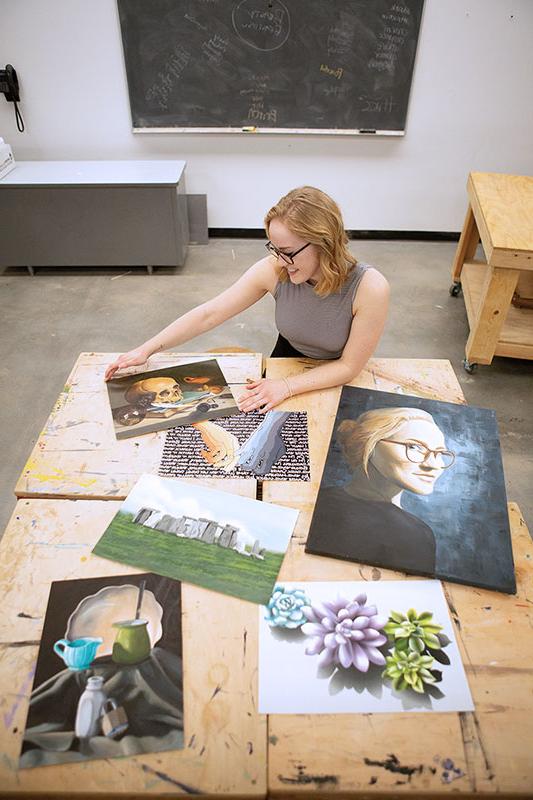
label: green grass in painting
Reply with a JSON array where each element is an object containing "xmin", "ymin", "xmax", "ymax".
[{"xmin": 93, "ymin": 512, "xmax": 284, "ymax": 604}]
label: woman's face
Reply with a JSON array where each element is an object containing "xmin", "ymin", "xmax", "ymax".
[
  {"xmin": 268, "ymin": 217, "xmax": 322, "ymax": 284},
  {"xmin": 370, "ymin": 419, "xmax": 449, "ymax": 495}
]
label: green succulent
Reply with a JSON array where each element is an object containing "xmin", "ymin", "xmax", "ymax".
[
  {"xmin": 384, "ymin": 609, "xmax": 443, "ymax": 654},
  {"xmin": 382, "ymin": 650, "xmax": 437, "ymax": 694}
]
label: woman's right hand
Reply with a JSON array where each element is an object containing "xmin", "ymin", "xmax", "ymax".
[{"xmin": 104, "ymin": 347, "xmax": 151, "ymax": 381}]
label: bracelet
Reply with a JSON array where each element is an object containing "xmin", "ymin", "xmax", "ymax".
[{"xmin": 283, "ymin": 377, "xmax": 293, "ymax": 399}]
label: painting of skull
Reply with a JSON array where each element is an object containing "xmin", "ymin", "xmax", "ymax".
[{"xmin": 106, "ymin": 359, "xmax": 238, "ymax": 439}]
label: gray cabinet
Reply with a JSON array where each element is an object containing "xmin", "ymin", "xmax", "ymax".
[{"xmin": 0, "ymin": 160, "xmax": 189, "ymax": 270}]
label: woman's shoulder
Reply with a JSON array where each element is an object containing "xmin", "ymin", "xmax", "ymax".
[
  {"xmin": 246, "ymin": 254, "xmax": 280, "ymax": 295},
  {"xmin": 352, "ymin": 263, "xmax": 389, "ymax": 309}
]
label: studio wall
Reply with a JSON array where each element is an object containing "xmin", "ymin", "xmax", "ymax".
[{"xmin": 1, "ymin": 0, "xmax": 532, "ymax": 230}]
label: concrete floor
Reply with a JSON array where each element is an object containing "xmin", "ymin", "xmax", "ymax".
[{"xmin": 1, "ymin": 239, "xmax": 532, "ymax": 540}]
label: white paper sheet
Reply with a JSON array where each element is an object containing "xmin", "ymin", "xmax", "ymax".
[{"xmin": 259, "ymin": 580, "xmax": 474, "ymax": 714}]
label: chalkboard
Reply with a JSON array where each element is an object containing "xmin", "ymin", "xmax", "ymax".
[{"xmin": 117, "ymin": 0, "xmax": 424, "ymax": 133}]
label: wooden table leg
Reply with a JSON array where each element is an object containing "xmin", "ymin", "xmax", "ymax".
[
  {"xmin": 465, "ymin": 266, "xmax": 520, "ymax": 365},
  {"xmin": 451, "ymin": 204, "xmax": 480, "ymax": 283}
]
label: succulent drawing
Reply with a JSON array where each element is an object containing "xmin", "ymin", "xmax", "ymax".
[
  {"xmin": 265, "ymin": 585, "xmax": 311, "ymax": 629},
  {"xmin": 384, "ymin": 609, "xmax": 443, "ymax": 653},
  {"xmin": 301, "ymin": 592, "xmax": 388, "ymax": 671},
  {"xmin": 382, "ymin": 607, "xmax": 451, "ymax": 693},
  {"xmin": 382, "ymin": 649, "xmax": 438, "ymax": 694}
]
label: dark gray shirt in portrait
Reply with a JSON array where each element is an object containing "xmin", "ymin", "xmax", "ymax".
[{"xmin": 307, "ymin": 485, "xmax": 437, "ymax": 575}]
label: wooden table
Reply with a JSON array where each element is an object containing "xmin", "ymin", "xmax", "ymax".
[
  {"xmin": 264, "ymin": 356, "xmax": 533, "ymax": 798},
  {"xmin": 15, "ymin": 354, "xmax": 464, "ymax": 502},
  {"xmin": 450, "ymin": 172, "xmax": 533, "ymax": 372},
  {"xmin": 15, "ymin": 351, "xmax": 263, "ymax": 501},
  {"xmin": 2, "ymin": 353, "xmax": 532, "ymax": 798},
  {"xmin": 0, "ymin": 497, "xmax": 266, "ymax": 799}
]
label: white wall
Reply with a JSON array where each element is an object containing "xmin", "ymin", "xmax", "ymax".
[{"xmin": 1, "ymin": 0, "xmax": 532, "ymax": 230}]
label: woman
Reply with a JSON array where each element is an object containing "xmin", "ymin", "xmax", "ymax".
[
  {"xmin": 307, "ymin": 407, "xmax": 456, "ymax": 575},
  {"xmin": 105, "ymin": 187, "xmax": 389, "ymax": 412}
]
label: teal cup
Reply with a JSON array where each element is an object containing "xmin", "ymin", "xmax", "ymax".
[{"xmin": 53, "ymin": 637, "xmax": 103, "ymax": 670}]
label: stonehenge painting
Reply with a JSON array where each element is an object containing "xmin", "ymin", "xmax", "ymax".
[
  {"xmin": 93, "ymin": 474, "xmax": 299, "ymax": 604},
  {"xmin": 133, "ymin": 507, "xmax": 265, "ymax": 559}
]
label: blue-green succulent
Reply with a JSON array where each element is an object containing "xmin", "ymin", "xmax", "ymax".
[{"xmin": 265, "ymin": 585, "xmax": 310, "ymax": 629}]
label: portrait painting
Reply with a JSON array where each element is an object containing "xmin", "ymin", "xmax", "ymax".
[
  {"xmin": 20, "ymin": 573, "xmax": 183, "ymax": 768},
  {"xmin": 305, "ymin": 387, "xmax": 515, "ymax": 594},
  {"xmin": 106, "ymin": 358, "xmax": 238, "ymax": 439}
]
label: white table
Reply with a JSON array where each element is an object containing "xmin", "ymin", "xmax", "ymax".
[{"xmin": 0, "ymin": 160, "xmax": 189, "ymax": 273}]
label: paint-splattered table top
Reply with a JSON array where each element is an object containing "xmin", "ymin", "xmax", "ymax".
[
  {"xmin": 263, "ymin": 501, "xmax": 533, "ymax": 797},
  {"xmin": 3, "ymin": 354, "xmax": 533, "ymax": 797},
  {"xmin": 14, "ymin": 354, "xmax": 464, "ymax": 502},
  {"xmin": 0, "ymin": 494, "xmax": 265, "ymax": 798},
  {"xmin": 1, "ymin": 498, "xmax": 531, "ymax": 797},
  {"xmin": 261, "ymin": 358, "xmax": 533, "ymax": 796},
  {"xmin": 15, "ymin": 351, "xmax": 262, "ymax": 501}
]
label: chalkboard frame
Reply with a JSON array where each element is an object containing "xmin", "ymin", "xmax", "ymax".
[{"xmin": 118, "ymin": 0, "xmax": 425, "ymax": 136}]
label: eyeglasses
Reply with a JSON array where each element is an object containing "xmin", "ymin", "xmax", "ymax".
[
  {"xmin": 265, "ymin": 240, "xmax": 311, "ymax": 265},
  {"xmin": 380, "ymin": 439, "xmax": 456, "ymax": 469}
]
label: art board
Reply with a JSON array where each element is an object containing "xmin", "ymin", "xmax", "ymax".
[
  {"xmin": 305, "ymin": 386, "xmax": 516, "ymax": 594},
  {"xmin": 159, "ymin": 410, "xmax": 310, "ymax": 480},
  {"xmin": 93, "ymin": 474, "xmax": 299, "ymax": 604},
  {"xmin": 20, "ymin": 573, "xmax": 183, "ymax": 768},
  {"xmin": 259, "ymin": 580, "xmax": 474, "ymax": 714},
  {"xmin": 106, "ymin": 358, "xmax": 238, "ymax": 439}
]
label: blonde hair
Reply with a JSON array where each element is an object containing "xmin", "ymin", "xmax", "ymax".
[
  {"xmin": 337, "ymin": 407, "xmax": 437, "ymax": 477},
  {"xmin": 264, "ymin": 186, "xmax": 356, "ymax": 296}
]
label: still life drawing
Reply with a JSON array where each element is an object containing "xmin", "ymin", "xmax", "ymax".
[
  {"xmin": 305, "ymin": 387, "xmax": 516, "ymax": 594},
  {"xmin": 20, "ymin": 573, "xmax": 183, "ymax": 768},
  {"xmin": 93, "ymin": 474, "xmax": 299, "ymax": 604},
  {"xmin": 106, "ymin": 358, "xmax": 238, "ymax": 439},
  {"xmin": 159, "ymin": 410, "xmax": 310, "ymax": 480},
  {"xmin": 259, "ymin": 580, "xmax": 474, "ymax": 714}
]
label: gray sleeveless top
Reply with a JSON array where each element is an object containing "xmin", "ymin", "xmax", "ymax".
[{"xmin": 273, "ymin": 263, "xmax": 369, "ymax": 359}]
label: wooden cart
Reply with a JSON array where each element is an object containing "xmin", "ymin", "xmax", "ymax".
[{"xmin": 450, "ymin": 171, "xmax": 533, "ymax": 373}]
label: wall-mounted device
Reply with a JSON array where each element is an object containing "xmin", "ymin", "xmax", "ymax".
[{"xmin": 0, "ymin": 64, "xmax": 25, "ymax": 132}]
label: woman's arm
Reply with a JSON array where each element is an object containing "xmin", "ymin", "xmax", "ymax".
[
  {"xmin": 105, "ymin": 257, "xmax": 277, "ymax": 380},
  {"xmin": 237, "ymin": 269, "xmax": 390, "ymax": 412}
]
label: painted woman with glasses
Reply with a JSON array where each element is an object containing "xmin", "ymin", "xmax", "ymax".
[
  {"xmin": 105, "ymin": 186, "xmax": 389, "ymax": 413},
  {"xmin": 308, "ymin": 407, "xmax": 456, "ymax": 575}
]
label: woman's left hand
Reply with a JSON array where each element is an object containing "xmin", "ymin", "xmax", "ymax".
[{"xmin": 237, "ymin": 378, "xmax": 290, "ymax": 413}]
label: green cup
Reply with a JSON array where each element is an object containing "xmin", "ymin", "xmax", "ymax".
[{"xmin": 111, "ymin": 619, "xmax": 151, "ymax": 665}]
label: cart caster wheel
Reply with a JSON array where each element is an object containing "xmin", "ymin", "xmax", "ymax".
[
  {"xmin": 449, "ymin": 282, "xmax": 462, "ymax": 297},
  {"xmin": 462, "ymin": 358, "xmax": 477, "ymax": 374}
]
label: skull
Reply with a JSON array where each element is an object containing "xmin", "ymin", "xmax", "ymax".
[{"xmin": 125, "ymin": 377, "xmax": 183, "ymax": 406}]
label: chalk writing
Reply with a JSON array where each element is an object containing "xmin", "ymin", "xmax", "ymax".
[
  {"xmin": 232, "ymin": 0, "xmax": 290, "ymax": 52},
  {"xmin": 201, "ymin": 33, "xmax": 228, "ymax": 65},
  {"xmin": 246, "ymin": 8, "xmax": 285, "ymax": 36},
  {"xmin": 145, "ymin": 44, "xmax": 191, "ymax": 109},
  {"xmin": 239, "ymin": 72, "xmax": 276, "ymax": 123},
  {"xmin": 323, "ymin": 85, "xmax": 348, "ymax": 98},
  {"xmin": 359, "ymin": 94, "xmax": 397, "ymax": 113},
  {"xmin": 392, "ymin": 4, "xmax": 411, "ymax": 14},
  {"xmin": 248, "ymin": 107, "xmax": 277, "ymax": 123},
  {"xmin": 327, "ymin": 16, "xmax": 355, "ymax": 57},
  {"xmin": 184, "ymin": 13, "xmax": 207, "ymax": 31},
  {"xmin": 368, "ymin": 13, "xmax": 409, "ymax": 74},
  {"xmin": 320, "ymin": 64, "xmax": 344, "ymax": 80}
]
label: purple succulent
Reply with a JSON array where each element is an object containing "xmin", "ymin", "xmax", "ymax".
[{"xmin": 301, "ymin": 592, "xmax": 389, "ymax": 672}]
